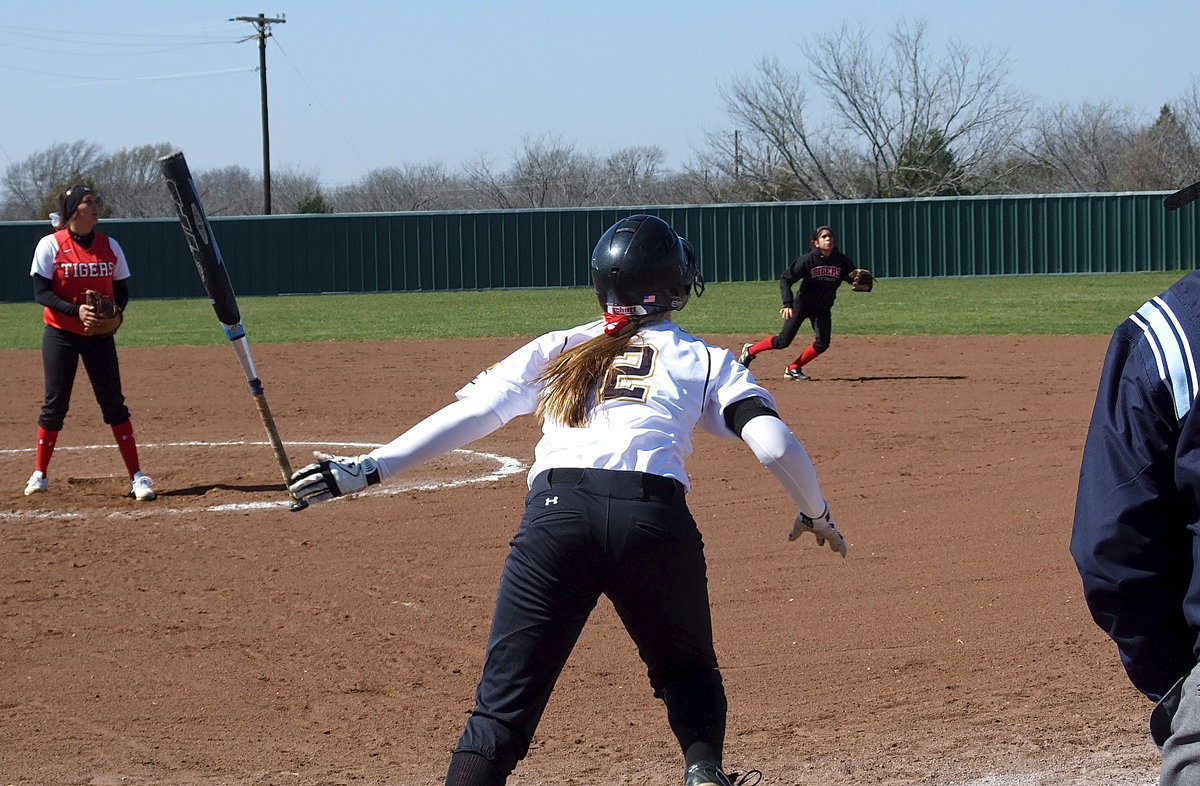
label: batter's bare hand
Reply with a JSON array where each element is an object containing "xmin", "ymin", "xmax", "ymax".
[
  {"xmin": 790, "ymin": 503, "xmax": 848, "ymax": 557},
  {"xmin": 288, "ymin": 451, "xmax": 381, "ymax": 504},
  {"xmin": 780, "ymin": 306, "xmax": 794, "ymax": 320}
]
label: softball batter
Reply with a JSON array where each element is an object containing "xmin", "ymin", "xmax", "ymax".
[
  {"xmin": 24, "ymin": 185, "xmax": 156, "ymax": 501},
  {"xmin": 290, "ymin": 215, "xmax": 847, "ymax": 786}
]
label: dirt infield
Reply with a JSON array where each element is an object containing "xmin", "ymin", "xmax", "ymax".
[{"xmin": 0, "ymin": 335, "xmax": 1163, "ymax": 785}]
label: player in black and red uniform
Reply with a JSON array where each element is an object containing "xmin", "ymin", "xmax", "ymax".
[
  {"xmin": 24, "ymin": 185, "xmax": 156, "ymax": 501},
  {"xmin": 737, "ymin": 226, "xmax": 868, "ymax": 380}
]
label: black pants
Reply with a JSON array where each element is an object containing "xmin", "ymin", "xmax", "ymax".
[
  {"xmin": 39, "ymin": 324, "xmax": 129, "ymax": 431},
  {"xmin": 773, "ymin": 304, "xmax": 832, "ymax": 352},
  {"xmin": 454, "ymin": 467, "xmax": 726, "ymax": 776}
]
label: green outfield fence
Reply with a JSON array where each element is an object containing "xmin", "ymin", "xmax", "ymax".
[{"xmin": 1, "ymin": 192, "xmax": 1196, "ymax": 303}]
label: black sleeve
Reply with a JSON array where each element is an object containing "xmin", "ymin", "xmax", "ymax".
[
  {"xmin": 113, "ymin": 278, "xmax": 129, "ymax": 311},
  {"xmin": 32, "ymin": 274, "xmax": 80, "ymax": 317},
  {"xmin": 779, "ymin": 258, "xmax": 799, "ymax": 306},
  {"xmin": 723, "ymin": 395, "xmax": 779, "ymax": 437}
]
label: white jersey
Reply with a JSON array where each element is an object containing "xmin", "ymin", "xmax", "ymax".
[{"xmin": 456, "ymin": 318, "xmax": 774, "ymax": 490}]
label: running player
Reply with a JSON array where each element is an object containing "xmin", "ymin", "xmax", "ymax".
[
  {"xmin": 289, "ymin": 214, "xmax": 847, "ymax": 786},
  {"xmin": 24, "ymin": 185, "xmax": 156, "ymax": 501},
  {"xmin": 737, "ymin": 225, "xmax": 867, "ymax": 380}
]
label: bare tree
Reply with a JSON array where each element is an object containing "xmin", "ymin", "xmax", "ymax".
[
  {"xmin": 701, "ymin": 59, "xmax": 834, "ymax": 201},
  {"xmin": 1168, "ymin": 78, "xmax": 1200, "ymax": 185},
  {"xmin": 705, "ymin": 18, "xmax": 1030, "ymax": 200},
  {"xmin": 1, "ymin": 140, "xmax": 105, "ymax": 220},
  {"xmin": 93, "ymin": 143, "xmax": 178, "ymax": 218},
  {"xmin": 461, "ymin": 154, "xmax": 510, "ymax": 209},
  {"xmin": 600, "ymin": 145, "xmax": 667, "ymax": 204},
  {"xmin": 194, "ymin": 165, "xmax": 261, "ymax": 216},
  {"xmin": 818, "ymin": 18, "xmax": 1031, "ymax": 195},
  {"xmin": 334, "ymin": 163, "xmax": 462, "ymax": 212},
  {"xmin": 1020, "ymin": 102, "xmax": 1135, "ymax": 192},
  {"xmin": 466, "ymin": 134, "xmax": 606, "ymax": 208},
  {"xmin": 662, "ymin": 165, "xmax": 741, "ymax": 205},
  {"xmin": 269, "ymin": 165, "xmax": 332, "ymax": 214},
  {"xmin": 1116, "ymin": 105, "xmax": 1199, "ymax": 191}
]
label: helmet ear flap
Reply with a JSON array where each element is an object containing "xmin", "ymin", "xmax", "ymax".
[{"xmin": 679, "ymin": 237, "xmax": 705, "ymax": 299}]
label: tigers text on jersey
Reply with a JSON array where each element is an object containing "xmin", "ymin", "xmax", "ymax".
[
  {"xmin": 30, "ymin": 229, "xmax": 131, "ymax": 334},
  {"xmin": 457, "ymin": 318, "xmax": 775, "ymax": 490},
  {"xmin": 779, "ymin": 248, "xmax": 855, "ymax": 311}
]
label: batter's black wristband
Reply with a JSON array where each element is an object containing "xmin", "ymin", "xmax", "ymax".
[{"xmin": 724, "ymin": 395, "xmax": 779, "ymax": 437}]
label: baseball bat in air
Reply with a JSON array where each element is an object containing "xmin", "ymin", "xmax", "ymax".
[
  {"xmin": 1165, "ymin": 179, "xmax": 1200, "ymax": 211},
  {"xmin": 159, "ymin": 151, "xmax": 307, "ymax": 511}
]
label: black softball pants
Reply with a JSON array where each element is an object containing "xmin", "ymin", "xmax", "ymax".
[
  {"xmin": 39, "ymin": 324, "xmax": 130, "ymax": 431},
  {"xmin": 773, "ymin": 304, "xmax": 832, "ymax": 352},
  {"xmin": 454, "ymin": 467, "xmax": 726, "ymax": 777}
]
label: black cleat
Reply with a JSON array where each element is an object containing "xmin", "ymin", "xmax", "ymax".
[
  {"xmin": 685, "ymin": 762, "xmax": 763, "ymax": 786},
  {"xmin": 784, "ymin": 367, "xmax": 811, "ymax": 381}
]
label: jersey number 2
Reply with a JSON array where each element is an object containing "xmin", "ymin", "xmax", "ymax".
[{"xmin": 600, "ymin": 346, "xmax": 656, "ymax": 403}]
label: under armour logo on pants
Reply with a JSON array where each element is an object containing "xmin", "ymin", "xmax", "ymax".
[{"xmin": 544, "ymin": 496, "xmax": 558, "ymax": 506}]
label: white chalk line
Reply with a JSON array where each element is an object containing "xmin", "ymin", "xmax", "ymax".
[{"xmin": 1, "ymin": 440, "xmax": 526, "ymax": 520}]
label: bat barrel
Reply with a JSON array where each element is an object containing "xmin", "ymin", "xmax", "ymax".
[
  {"xmin": 159, "ymin": 152, "xmax": 242, "ymax": 327},
  {"xmin": 1165, "ymin": 179, "xmax": 1200, "ymax": 211}
]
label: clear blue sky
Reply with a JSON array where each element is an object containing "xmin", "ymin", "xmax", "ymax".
[{"xmin": 1, "ymin": 1, "xmax": 1197, "ymax": 188}]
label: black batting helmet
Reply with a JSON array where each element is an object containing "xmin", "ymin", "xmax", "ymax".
[{"xmin": 590, "ymin": 214, "xmax": 704, "ymax": 316}]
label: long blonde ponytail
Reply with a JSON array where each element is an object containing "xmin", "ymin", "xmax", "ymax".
[{"xmin": 536, "ymin": 318, "xmax": 647, "ymax": 428}]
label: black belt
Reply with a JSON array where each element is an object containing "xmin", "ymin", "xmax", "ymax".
[{"xmin": 544, "ymin": 467, "xmax": 682, "ymax": 499}]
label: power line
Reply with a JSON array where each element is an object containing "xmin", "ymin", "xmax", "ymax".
[
  {"xmin": 267, "ymin": 34, "xmax": 372, "ymax": 179},
  {"xmin": 0, "ymin": 65, "xmax": 251, "ymax": 93},
  {"xmin": 2, "ymin": 39, "xmax": 229, "ymax": 57},
  {"xmin": 0, "ymin": 21, "xmax": 236, "ymax": 45}
]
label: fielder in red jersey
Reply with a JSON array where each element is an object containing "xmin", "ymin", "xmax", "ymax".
[{"xmin": 24, "ymin": 185, "xmax": 156, "ymax": 502}]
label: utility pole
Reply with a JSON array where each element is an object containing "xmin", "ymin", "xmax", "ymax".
[
  {"xmin": 733, "ymin": 130, "xmax": 742, "ymax": 183},
  {"xmin": 232, "ymin": 13, "xmax": 285, "ymax": 215}
]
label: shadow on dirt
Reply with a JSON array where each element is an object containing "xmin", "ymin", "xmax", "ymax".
[
  {"xmin": 157, "ymin": 482, "xmax": 285, "ymax": 498},
  {"xmin": 820, "ymin": 374, "xmax": 969, "ymax": 382}
]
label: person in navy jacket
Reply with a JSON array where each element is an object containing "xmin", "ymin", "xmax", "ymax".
[{"xmin": 1071, "ymin": 269, "xmax": 1200, "ymax": 784}]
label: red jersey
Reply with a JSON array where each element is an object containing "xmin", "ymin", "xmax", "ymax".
[{"xmin": 30, "ymin": 229, "xmax": 130, "ymax": 335}]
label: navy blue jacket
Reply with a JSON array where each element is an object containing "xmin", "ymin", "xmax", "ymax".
[{"xmin": 1071, "ymin": 270, "xmax": 1200, "ymax": 701}]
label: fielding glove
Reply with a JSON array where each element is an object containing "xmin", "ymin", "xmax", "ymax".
[
  {"xmin": 82, "ymin": 289, "xmax": 123, "ymax": 336},
  {"xmin": 850, "ymin": 269, "xmax": 874, "ymax": 292},
  {"xmin": 288, "ymin": 451, "xmax": 381, "ymax": 504},
  {"xmin": 790, "ymin": 503, "xmax": 848, "ymax": 557}
]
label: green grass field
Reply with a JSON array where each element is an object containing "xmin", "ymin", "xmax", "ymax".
[{"xmin": 0, "ymin": 272, "xmax": 1189, "ymax": 350}]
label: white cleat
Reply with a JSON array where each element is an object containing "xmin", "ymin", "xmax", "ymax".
[
  {"xmin": 24, "ymin": 471, "xmax": 48, "ymax": 496},
  {"xmin": 131, "ymin": 472, "xmax": 157, "ymax": 501}
]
